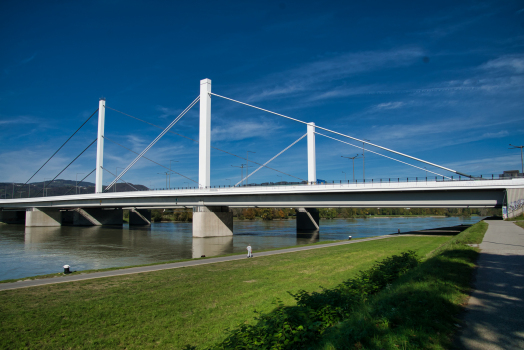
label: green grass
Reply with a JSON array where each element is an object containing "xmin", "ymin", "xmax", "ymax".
[
  {"xmin": 314, "ymin": 221, "xmax": 488, "ymax": 350},
  {"xmin": 0, "ymin": 236, "xmax": 449, "ymax": 349}
]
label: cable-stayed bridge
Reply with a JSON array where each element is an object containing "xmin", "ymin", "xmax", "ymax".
[{"xmin": 1, "ymin": 79, "xmax": 523, "ymax": 236}]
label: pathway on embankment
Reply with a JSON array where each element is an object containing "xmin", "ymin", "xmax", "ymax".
[
  {"xmin": 0, "ymin": 223, "xmax": 469, "ymax": 292},
  {"xmin": 457, "ymin": 220, "xmax": 524, "ymax": 350}
]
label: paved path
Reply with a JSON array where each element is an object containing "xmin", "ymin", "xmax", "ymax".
[
  {"xmin": 457, "ymin": 220, "xmax": 524, "ymax": 350},
  {"xmin": 0, "ymin": 234, "xmax": 396, "ymax": 292}
]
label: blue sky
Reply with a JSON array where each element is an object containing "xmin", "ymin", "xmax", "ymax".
[{"xmin": 1, "ymin": 0, "xmax": 523, "ymax": 189}]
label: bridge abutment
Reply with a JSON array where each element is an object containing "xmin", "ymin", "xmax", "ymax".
[
  {"xmin": 296, "ymin": 208, "xmax": 320, "ymax": 234},
  {"xmin": 192, "ymin": 206, "xmax": 233, "ymax": 238},
  {"xmin": 25, "ymin": 208, "xmax": 62, "ymax": 227},
  {"xmin": 129, "ymin": 208, "xmax": 151, "ymax": 225}
]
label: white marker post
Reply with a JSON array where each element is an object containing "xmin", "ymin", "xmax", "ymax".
[
  {"xmin": 95, "ymin": 98, "xmax": 105, "ymax": 193},
  {"xmin": 307, "ymin": 122, "xmax": 316, "ymax": 184},
  {"xmin": 199, "ymin": 79, "xmax": 212, "ymax": 188}
]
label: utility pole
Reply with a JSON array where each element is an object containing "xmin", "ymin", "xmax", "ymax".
[
  {"xmin": 509, "ymin": 144, "xmax": 524, "ymax": 174},
  {"xmin": 246, "ymin": 151, "xmax": 255, "ymax": 187},
  {"xmin": 157, "ymin": 172, "xmax": 170, "ymax": 188},
  {"xmin": 231, "ymin": 164, "xmax": 246, "ymax": 186},
  {"xmin": 362, "ymin": 139, "xmax": 370, "ymax": 181},
  {"xmin": 341, "ymin": 155, "xmax": 359, "ymax": 183},
  {"xmin": 76, "ymin": 173, "xmax": 84, "ymax": 194},
  {"xmin": 169, "ymin": 160, "xmax": 178, "ymax": 189}
]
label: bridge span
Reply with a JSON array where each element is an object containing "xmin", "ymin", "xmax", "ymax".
[{"xmin": 1, "ymin": 178, "xmax": 523, "ymax": 236}]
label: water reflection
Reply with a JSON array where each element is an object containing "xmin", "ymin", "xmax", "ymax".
[
  {"xmin": 0, "ymin": 216, "xmax": 482, "ymax": 281},
  {"xmin": 192, "ymin": 236, "xmax": 234, "ymax": 258}
]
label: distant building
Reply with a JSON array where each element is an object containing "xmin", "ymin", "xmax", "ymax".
[{"xmin": 499, "ymin": 170, "xmax": 522, "ymax": 178}]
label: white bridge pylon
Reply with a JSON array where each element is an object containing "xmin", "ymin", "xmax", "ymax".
[{"xmin": 97, "ymin": 78, "xmax": 470, "ymax": 193}]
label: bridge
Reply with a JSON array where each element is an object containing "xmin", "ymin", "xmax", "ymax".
[{"xmin": 1, "ymin": 79, "xmax": 523, "ymax": 236}]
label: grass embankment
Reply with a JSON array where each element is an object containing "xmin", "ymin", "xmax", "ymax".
[
  {"xmin": 314, "ymin": 220, "xmax": 488, "ymax": 350},
  {"xmin": 0, "ymin": 236, "xmax": 448, "ymax": 349}
]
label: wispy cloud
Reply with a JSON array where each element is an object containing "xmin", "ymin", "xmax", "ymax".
[
  {"xmin": 238, "ymin": 47, "xmax": 425, "ymax": 102},
  {"xmin": 3, "ymin": 53, "xmax": 37, "ymax": 75},
  {"xmin": 480, "ymin": 54, "xmax": 524, "ymax": 74},
  {"xmin": 212, "ymin": 120, "xmax": 283, "ymax": 142}
]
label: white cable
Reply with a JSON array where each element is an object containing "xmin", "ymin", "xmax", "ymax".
[
  {"xmin": 210, "ymin": 92, "xmax": 467, "ymax": 176},
  {"xmin": 235, "ymin": 133, "xmax": 307, "ymax": 187},
  {"xmin": 104, "ymin": 96, "xmax": 200, "ymax": 192},
  {"xmin": 315, "ymin": 132, "xmax": 450, "ymax": 179}
]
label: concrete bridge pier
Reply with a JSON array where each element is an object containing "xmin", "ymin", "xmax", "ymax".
[
  {"xmin": 25, "ymin": 208, "xmax": 62, "ymax": 227},
  {"xmin": 192, "ymin": 206, "xmax": 233, "ymax": 238},
  {"xmin": 72, "ymin": 208, "xmax": 123, "ymax": 226},
  {"xmin": 129, "ymin": 208, "xmax": 151, "ymax": 225},
  {"xmin": 296, "ymin": 208, "xmax": 320, "ymax": 234}
]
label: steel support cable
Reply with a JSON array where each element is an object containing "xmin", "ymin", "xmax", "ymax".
[
  {"xmin": 62, "ymin": 168, "xmax": 96, "ymax": 196},
  {"xmin": 25, "ymin": 108, "xmax": 99, "ymax": 185},
  {"xmin": 101, "ymin": 167, "xmax": 139, "ymax": 191},
  {"xmin": 106, "ymin": 106, "xmax": 305, "ymax": 181},
  {"xmin": 41, "ymin": 138, "xmax": 98, "ymax": 196},
  {"xmin": 104, "ymin": 96, "xmax": 200, "ymax": 192},
  {"xmin": 235, "ymin": 133, "xmax": 307, "ymax": 187},
  {"xmin": 209, "ymin": 92, "xmax": 471, "ymax": 178},
  {"xmin": 315, "ymin": 132, "xmax": 450, "ymax": 179},
  {"xmin": 104, "ymin": 136, "xmax": 198, "ymax": 184}
]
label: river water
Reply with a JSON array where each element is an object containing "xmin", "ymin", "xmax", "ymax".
[{"xmin": 0, "ymin": 216, "xmax": 481, "ymax": 281}]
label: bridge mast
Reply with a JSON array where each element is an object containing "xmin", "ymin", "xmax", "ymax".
[
  {"xmin": 199, "ymin": 79, "xmax": 211, "ymax": 188},
  {"xmin": 95, "ymin": 98, "xmax": 105, "ymax": 193},
  {"xmin": 307, "ymin": 122, "xmax": 316, "ymax": 184}
]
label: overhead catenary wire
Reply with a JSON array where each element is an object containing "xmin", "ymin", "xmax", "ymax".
[
  {"xmin": 235, "ymin": 133, "xmax": 307, "ymax": 187},
  {"xmin": 25, "ymin": 108, "xmax": 99, "ymax": 185},
  {"xmin": 209, "ymin": 92, "xmax": 471, "ymax": 178},
  {"xmin": 104, "ymin": 136, "xmax": 198, "ymax": 184},
  {"xmin": 104, "ymin": 96, "xmax": 200, "ymax": 192},
  {"xmin": 106, "ymin": 106, "xmax": 305, "ymax": 182},
  {"xmin": 61, "ymin": 168, "xmax": 96, "ymax": 196},
  {"xmin": 41, "ymin": 138, "xmax": 98, "ymax": 196},
  {"xmin": 102, "ymin": 167, "xmax": 139, "ymax": 191},
  {"xmin": 316, "ymin": 132, "xmax": 450, "ymax": 179}
]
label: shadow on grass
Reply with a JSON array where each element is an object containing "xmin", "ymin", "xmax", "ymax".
[{"xmin": 316, "ymin": 248, "xmax": 479, "ymax": 349}]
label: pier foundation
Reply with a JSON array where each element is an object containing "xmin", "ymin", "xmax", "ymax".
[
  {"xmin": 25, "ymin": 208, "xmax": 62, "ymax": 227},
  {"xmin": 296, "ymin": 208, "xmax": 320, "ymax": 234},
  {"xmin": 192, "ymin": 206, "xmax": 233, "ymax": 238},
  {"xmin": 73, "ymin": 208, "xmax": 123, "ymax": 226},
  {"xmin": 129, "ymin": 208, "xmax": 151, "ymax": 225}
]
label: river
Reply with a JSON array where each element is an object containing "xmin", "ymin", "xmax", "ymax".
[{"xmin": 0, "ymin": 216, "xmax": 481, "ymax": 281}]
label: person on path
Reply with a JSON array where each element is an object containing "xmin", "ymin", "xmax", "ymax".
[{"xmin": 247, "ymin": 244, "xmax": 253, "ymax": 258}]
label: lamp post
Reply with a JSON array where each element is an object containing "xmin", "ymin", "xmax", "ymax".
[
  {"xmin": 231, "ymin": 164, "xmax": 246, "ymax": 186},
  {"xmin": 226, "ymin": 178, "xmax": 231, "ymax": 186},
  {"xmin": 184, "ymin": 182, "xmax": 188, "ymax": 188},
  {"xmin": 76, "ymin": 173, "xmax": 84, "ymax": 194},
  {"xmin": 246, "ymin": 151, "xmax": 256, "ymax": 187},
  {"xmin": 342, "ymin": 171, "xmax": 346, "ymax": 181},
  {"xmin": 341, "ymin": 155, "xmax": 359, "ymax": 183},
  {"xmin": 157, "ymin": 172, "xmax": 169, "ymax": 189},
  {"xmin": 277, "ymin": 175, "xmax": 282, "ymax": 184},
  {"xmin": 509, "ymin": 144, "xmax": 524, "ymax": 174},
  {"xmin": 169, "ymin": 160, "xmax": 178, "ymax": 189}
]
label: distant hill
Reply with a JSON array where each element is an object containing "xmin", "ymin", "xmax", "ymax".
[{"xmin": 0, "ymin": 180, "xmax": 149, "ymax": 199}]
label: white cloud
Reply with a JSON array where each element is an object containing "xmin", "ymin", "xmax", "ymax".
[{"xmin": 480, "ymin": 54, "xmax": 524, "ymax": 74}]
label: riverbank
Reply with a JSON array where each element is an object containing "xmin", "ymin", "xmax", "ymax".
[{"xmin": 1, "ymin": 234, "xmax": 453, "ymax": 349}]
